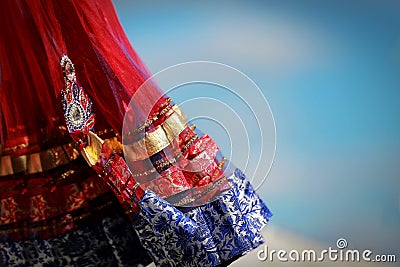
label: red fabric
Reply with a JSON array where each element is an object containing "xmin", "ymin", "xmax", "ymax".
[
  {"xmin": 0, "ymin": 0, "xmax": 161, "ymax": 155},
  {"xmin": 0, "ymin": 0, "xmax": 231, "ymax": 238},
  {"xmin": 0, "ymin": 0, "xmax": 160, "ymax": 240},
  {"xmin": 100, "ymin": 154, "xmax": 143, "ymax": 212},
  {"xmin": 0, "ymin": 174, "xmax": 109, "ymax": 225}
]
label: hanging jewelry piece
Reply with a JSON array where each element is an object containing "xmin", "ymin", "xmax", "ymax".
[
  {"xmin": 60, "ymin": 55, "xmax": 144, "ymax": 211},
  {"xmin": 60, "ymin": 55, "xmax": 95, "ymax": 142}
]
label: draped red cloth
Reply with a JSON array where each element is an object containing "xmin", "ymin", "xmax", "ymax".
[
  {"xmin": 0, "ymin": 0, "xmax": 161, "ymax": 240},
  {"xmin": 0, "ymin": 0, "xmax": 160, "ymax": 155},
  {"xmin": 0, "ymin": 0, "xmax": 229, "ymax": 240}
]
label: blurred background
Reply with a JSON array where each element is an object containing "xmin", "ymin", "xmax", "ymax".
[{"xmin": 113, "ymin": 0, "xmax": 399, "ymax": 265}]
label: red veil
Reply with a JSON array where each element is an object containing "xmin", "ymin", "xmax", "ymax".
[
  {"xmin": 0, "ymin": 0, "xmax": 157, "ymax": 152},
  {"xmin": 0, "ymin": 0, "xmax": 229, "ymax": 240},
  {"xmin": 0, "ymin": 0, "xmax": 162, "ymax": 240}
]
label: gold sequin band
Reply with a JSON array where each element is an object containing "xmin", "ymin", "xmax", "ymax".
[
  {"xmin": 123, "ymin": 104, "xmax": 188, "ymax": 161},
  {"xmin": 0, "ymin": 143, "xmax": 80, "ymax": 177}
]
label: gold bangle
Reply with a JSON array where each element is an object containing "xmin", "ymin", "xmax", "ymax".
[{"xmin": 123, "ymin": 105, "xmax": 187, "ymax": 160}]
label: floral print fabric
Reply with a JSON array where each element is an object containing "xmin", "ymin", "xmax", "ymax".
[{"xmin": 133, "ymin": 168, "xmax": 272, "ymax": 267}]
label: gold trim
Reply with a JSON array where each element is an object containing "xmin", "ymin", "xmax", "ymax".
[
  {"xmin": 11, "ymin": 156, "xmax": 27, "ymax": 174},
  {"xmin": 27, "ymin": 153, "xmax": 43, "ymax": 174},
  {"xmin": 129, "ymin": 133, "xmax": 198, "ymax": 178},
  {"xmin": 0, "ymin": 143, "xmax": 80, "ymax": 177},
  {"xmin": 0, "ymin": 156, "xmax": 13, "ymax": 176},
  {"xmin": 124, "ymin": 105, "xmax": 188, "ymax": 161}
]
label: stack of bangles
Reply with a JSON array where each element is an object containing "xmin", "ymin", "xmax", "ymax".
[
  {"xmin": 92, "ymin": 97, "xmax": 227, "ymax": 211},
  {"xmin": 61, "ymin": 55, "xmax": 227, "ymax": 212}
]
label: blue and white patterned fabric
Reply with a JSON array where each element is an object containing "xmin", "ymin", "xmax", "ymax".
[
  {"xmin": 0, "ymin": 211, "xmax": 152, "ymax": 267},
  {"xmin": 133, "ymin": 168, "xmax": 272, "ymax": 267},
  {"xmin": 0, "ymin": 169, "xmax": 271, "ymax": 267}
]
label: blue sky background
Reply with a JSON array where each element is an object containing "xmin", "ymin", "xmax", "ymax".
[{"xmin": 113, "ymin": 0, "xmax": 400, "ymax": 255}]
